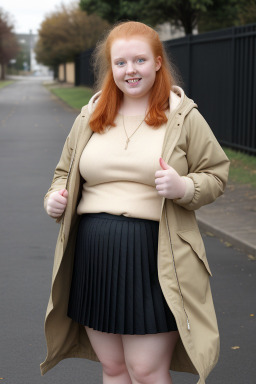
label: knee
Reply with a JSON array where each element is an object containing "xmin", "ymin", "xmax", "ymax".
[
  {"xmin": 101, "ymin": 359, "xmax": 127, "ymax": 377},
  {"xmin": 127, "ymin": 362, "xmax": 156, "ymax": 383}
]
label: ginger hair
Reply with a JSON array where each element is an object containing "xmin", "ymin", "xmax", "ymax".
[{"xmin": 90, "ymin": 21, "xmax": 177, "ymax": 133}]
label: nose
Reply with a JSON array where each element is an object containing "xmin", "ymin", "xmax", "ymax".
[{"xmin": 126, "ymin": 61, "xmax": 136, "ymax": 75}]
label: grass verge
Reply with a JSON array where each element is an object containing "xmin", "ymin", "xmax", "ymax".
[
  {"xmin": 0, "ymin": 80, "xmax": 15, "ymax": 89},
  {"xmin": 47, "ymin": 84, "xmax": 93, "ymax": 110},
  {"xmin": 223, "ymin": 147, "xmax": 256, "ymax": 188}
]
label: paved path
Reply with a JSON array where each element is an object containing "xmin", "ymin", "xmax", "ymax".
[
  {"xmin": 0, "ymin": 78, "xmax": 255, "ymax": 383},
  {"xmin": 197, "ymin": 182, "xmax": 256, "ymax": 257}
]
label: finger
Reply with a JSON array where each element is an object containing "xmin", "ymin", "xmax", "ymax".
[
  {"xmin": 49, "ymin": 212, "xmax": 62, "ymax": 218},
  {"xmin": 155, "ymin": 184, "xmax": 164, "ymax": 191},
  {"xmin": 59, "ymin": 189, "xmax": 68, "ymax": 198},
  {"xmin": 155, "ymin": 177, "xmax": 166, "ymax": 186},
  {"xmin": 155, "ymin": 181, "xmax": 168, "ymax": 191},
  {"xmin": 155, "ymin": 170, "xmax": 167, "ymax": 178},
  {"xmin": 62, "ymin": 189, "xmax": 68, "ymax": 198},
  {"xmin": 48, "ymin": 206, "xmax": 64, "ymax": 214},
  {"xmin": 159, "ymin": 158, "xmax": 171, "ymax": 170},
  {"xmin": 53, "ymin": 194, "xmax": 67, "ymax": 204},
  {"xmin": 48, "ymin": 200, "xmax": 66, "ymax": 210},
  {"xmin": 156, "ymin": 189, "xmax": 166, "ymax": 196},
  {"xmin": 47, "ymin": 209, "xmax": 63, "ymax": 217}
]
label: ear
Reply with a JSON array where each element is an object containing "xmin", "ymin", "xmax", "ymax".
[{"xmin": 155, "ymin": 56, "xmax": 162, "ymax": 71}]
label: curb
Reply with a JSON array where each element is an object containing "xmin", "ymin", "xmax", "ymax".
[{"xmin": 197, "ymin": 217, "xmax": 256, "ymax": 257}]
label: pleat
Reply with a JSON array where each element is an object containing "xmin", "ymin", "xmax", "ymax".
[
  {"xmin": 124, "ymin": 221, "xmax": 134, "ymax": 334},
  {"xmin": 140, "ymin": 222, "xmax": 157, "ymax": 332},
  {"xmin": 67, "ymin": 213, "xmax": 177, "ymax": 334}
]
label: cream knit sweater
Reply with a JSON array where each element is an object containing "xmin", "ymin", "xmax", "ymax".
[{"xmin": 77, "ymin": 91, "xmax": 183, "ymax": 221}]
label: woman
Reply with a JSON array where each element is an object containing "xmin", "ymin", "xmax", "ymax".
[{"xmin": 41, "ymin": 21, "xmax": 229, "ymax": 383}]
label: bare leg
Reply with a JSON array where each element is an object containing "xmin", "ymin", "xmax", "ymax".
[
  {"xmin": 85, "ymin": 326, "xmax": 132, "ymax": 384},
  {"xmin": 122, "ymin": 331, "xmax": 179, "ymax": 384}
]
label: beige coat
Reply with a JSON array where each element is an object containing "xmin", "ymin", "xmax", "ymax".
[{"xmin": 41, "ymin": 88, "xmax": 230, "ymax": 383}]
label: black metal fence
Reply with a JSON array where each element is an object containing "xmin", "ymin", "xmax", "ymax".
[
  {"xmin": 75, "ymin": 47, "xmax": 95, "ymax": 88},
  {"xmin": 75, "ymin": 23, "xmax": 256, "ymax": 154}
]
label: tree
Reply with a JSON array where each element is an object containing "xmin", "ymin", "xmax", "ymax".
[
  {"xmin": 238, "ymin": 0, "xmax": 256, "ymax": 25},
  {"xmin": 35, "ymin": 3, "xmax": 109, "ymax": 69},
  {"xmin": 0, "ymin": 8, "xmax": 19, "ymax": 80},
  {"xmin": 198, "ymin": 0, "xmax": 256, "ymax": 33},
  {"xmin": 79, "ymin": 0, "xmax": 215, "ymax": 35},
  {"xmin": 80, "ymin": 0, "xmax": 256, "ymax": 36}
]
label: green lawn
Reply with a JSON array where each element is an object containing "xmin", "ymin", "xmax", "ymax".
[
  {"xmin": 0, "ymin": 80, "xmax": 15, "ymax": 89},
  {"xmin": 49, "ymin": 86, "xmax": 93, "ymax": 110},
  {"xmin": 223, "ymin": 147, "xmax": 256, "ymax": 188}
]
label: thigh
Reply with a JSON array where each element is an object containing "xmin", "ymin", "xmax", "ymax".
[
  {"xmin": 85, "ymin": 326, "xmax": 125, "ymax": 365},
  {"xmin": 122, "ymin": 331, "xmax": 179, "ymax": 371}
]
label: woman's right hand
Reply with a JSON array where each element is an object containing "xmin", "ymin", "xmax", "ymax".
[{"xmin": 46, "ymin": 189, "xmax": 68, "ymax": 218}]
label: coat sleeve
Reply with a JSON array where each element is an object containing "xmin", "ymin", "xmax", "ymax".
[
  {"xmin": 43, "ymin": 113, "xmax": 81, "ymax": 213},
  {"xmin": 174, "ymin": 108, "xmax": 230, "ymax": 211}
]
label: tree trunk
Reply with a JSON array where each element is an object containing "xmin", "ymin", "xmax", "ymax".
[
  {"xmin": 0, "ymin": 63, "xmax": 5, "ymax": 80},
  {"xmin": 64, "ymin": 62, "xmax": 66, "ymax": 83},
  {"xmin": 177, "ymin": 0, "xmax": 197, "ymax": 35},
  {"xmin": 53, "ymin": 65, "xmax": 58, "ymax": 80},
  {"xmin": 183, "ymin": 22, "xmax": 193, "ymax": 35}
]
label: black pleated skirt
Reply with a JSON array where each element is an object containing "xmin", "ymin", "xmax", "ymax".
[{"xmin": 67, "ymin": 213, "xmax": 177, "ymax": 335}]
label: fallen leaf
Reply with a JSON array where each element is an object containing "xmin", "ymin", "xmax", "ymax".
[
  {"xmin": 205, "ymin": 231, "xmax": 214, "ymax": 237},
  {"xmin": 231, "ymin": 346, "xmax": 240, "ymax": 350},
  {"xmin": 248, "ymin": 255, "xmax": 256, "ymax": 261},
  {"xmin": 250, "ymin": 314, "xmax": 254, "ymax": 317}
]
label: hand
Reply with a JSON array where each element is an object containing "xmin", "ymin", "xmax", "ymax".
[
  {"xmin": 46, "ymin": 189, "xmax": 68, "ymax": 218},
  {"xmin": 155, "ymin": 158, "xmax": 186, "ymax": 200}
]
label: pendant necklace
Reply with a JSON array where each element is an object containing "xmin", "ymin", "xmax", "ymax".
[{"xmin": 122, "ymin": 114, "xmax": 145, "ymax": 150}]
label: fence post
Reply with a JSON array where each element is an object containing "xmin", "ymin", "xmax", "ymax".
[
  {"xmin": 75, "ymin": 54, "xmax": 80, "ymax": 86},
  {"xmin": 187, "ymin": 34, "xmax": 191, "ymax": 96},
  {"xmin": 230, "ymin": 26, "xmax": 236, "ymax": 145}
]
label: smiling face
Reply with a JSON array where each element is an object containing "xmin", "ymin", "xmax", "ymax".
[{"xmin": 111, "ymin": 38, "xmax": 162, "ymax": 104}]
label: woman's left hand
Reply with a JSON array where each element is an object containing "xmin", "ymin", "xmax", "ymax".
[{"xmin": 155, "ymin": 158, "xmax": 186, "ymax": 200}]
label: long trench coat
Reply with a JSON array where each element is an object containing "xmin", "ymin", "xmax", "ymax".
[{"xmin": 41, "ymin": 87, "xmax": 230, "ymax": 383}]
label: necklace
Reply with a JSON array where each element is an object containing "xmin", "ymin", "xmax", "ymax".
[{"xmin": 122, "ymin": 114, "xmax": 145, "ymax": 150}]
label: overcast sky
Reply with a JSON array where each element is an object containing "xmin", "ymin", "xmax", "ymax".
[{"xmin": 1, "ymin": 0, "xmax": 75, "ymax": 34}]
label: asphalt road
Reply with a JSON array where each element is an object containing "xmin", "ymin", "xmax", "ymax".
[{"xmin": 0, "ymin": 78, "xmax": 255, "ymax": 384}]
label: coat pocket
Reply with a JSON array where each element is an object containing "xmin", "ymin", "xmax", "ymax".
[{"xmin": 177, "ymin": 229, "xmax": 212, "ymax": 276}]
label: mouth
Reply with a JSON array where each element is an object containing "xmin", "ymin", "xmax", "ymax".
[{"xmin": 126, "ymin": 78, "xmax": 141, "ymax": 83}]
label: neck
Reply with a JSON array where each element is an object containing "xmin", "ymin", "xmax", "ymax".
[{"xmin": 120, "ymin": 95, "xmax": 149, "ymax": 116}]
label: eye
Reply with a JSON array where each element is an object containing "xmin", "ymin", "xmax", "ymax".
[
  {"xmin": 137, "ymin": 58, "xmax": 145, "ymax": 63},
  {"xmin": 116, "ymin": 60, "xmax": 125, "ymax": 66}
]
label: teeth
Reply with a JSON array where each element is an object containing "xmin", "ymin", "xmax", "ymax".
[{"xmin": 127, "ymin": 79, "xmax": 139, "ymax": 83}]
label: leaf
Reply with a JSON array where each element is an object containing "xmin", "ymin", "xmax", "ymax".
[
  {"xmin": 231, "ymin": 346, "xmax": 240, "ymax": 350},
  {"xmin": 250, "ymin": 314, "xmax": 254, "ymax": 317},
  {"xmin": 205, "ymin": 231, "xmax": 214, "ymax": 237}
]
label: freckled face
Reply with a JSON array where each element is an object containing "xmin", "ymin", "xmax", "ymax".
[{"xmin": 111, "ymin": 38, "xmax": 162, "ymax": 101}]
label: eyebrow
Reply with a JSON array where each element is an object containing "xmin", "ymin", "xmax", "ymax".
[{"xmin": 113, "ymin": 53, "xmax": 148, "ymax": 61}]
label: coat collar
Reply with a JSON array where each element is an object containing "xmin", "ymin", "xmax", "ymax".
[{"xmin": 87, "ymin": 86, "xmax": 186, "ymax": 115}]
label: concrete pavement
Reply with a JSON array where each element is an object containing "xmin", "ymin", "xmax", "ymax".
[{"xmin": 197, "ymin": 182, "xmax": 256, "ymax": 257}]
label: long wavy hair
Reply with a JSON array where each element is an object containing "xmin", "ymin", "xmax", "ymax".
[{"xmin": 90, "ymin": 21, "xmax": 177, "ymax": 133}]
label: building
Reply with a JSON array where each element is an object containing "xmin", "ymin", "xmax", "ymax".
[{"xmin": 9, "ymin": 32, "xmax": 52, "ymax": 76}]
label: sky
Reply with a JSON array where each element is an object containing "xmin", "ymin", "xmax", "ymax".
[{"xmin": 0, "ymin": 0, "xmax": 75, "ymax": 34}]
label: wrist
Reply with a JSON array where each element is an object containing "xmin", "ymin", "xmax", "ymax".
[
  {"xmin": 175, "ymin": 177, "xmax": 195, "ymax": 204},
  {"xmin": 179, "ymin": 177, "xmax": 186, "ymax": 199}
]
